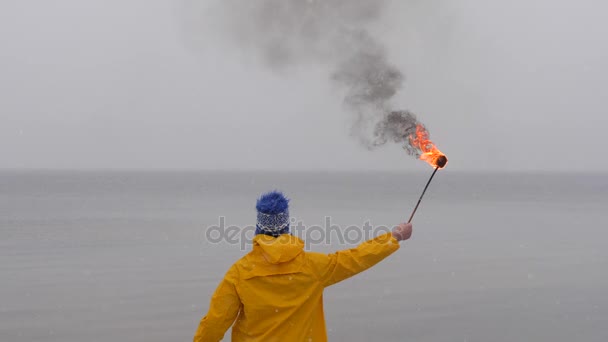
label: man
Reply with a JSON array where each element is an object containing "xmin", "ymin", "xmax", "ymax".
[{"xmin": 194, "ymin": 191, "xmax": 412, "ymax": 342}]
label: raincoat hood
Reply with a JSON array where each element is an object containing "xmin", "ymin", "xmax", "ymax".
[{"xmin": 252, "ymin": 234, "xmax": 304, "ymax": 264}]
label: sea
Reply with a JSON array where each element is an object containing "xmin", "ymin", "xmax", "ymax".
[{"xmin": 1, "ymin": 170, "xmax": 607, "ymax": 341}]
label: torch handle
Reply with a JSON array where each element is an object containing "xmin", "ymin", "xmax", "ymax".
[{"xmin": 407, "ymin": 167, "xmax": 439, "ymax": 223}]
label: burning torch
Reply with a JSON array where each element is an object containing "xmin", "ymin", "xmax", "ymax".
[{"xmin": 406, "ymin": 124, "xmax": 448, "ymax": 223}]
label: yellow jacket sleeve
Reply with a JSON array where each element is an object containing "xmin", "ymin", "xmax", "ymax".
[
  {"xmin": 193, "ymin": 266, "xmax": 241, "ymax": 342},
  {"xmin": 309, "ymin": 232, "xmax": 400, "ymax": 287}
]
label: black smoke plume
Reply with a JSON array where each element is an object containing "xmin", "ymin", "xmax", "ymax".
[{"xmin": 189, "ymin": 0, "xmax": 429, "ymax": 157}]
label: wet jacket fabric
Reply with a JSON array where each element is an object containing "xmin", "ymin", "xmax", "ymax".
[{"xmin": 193, "ymin": 232, "xmax": 400, "ymax": 342}]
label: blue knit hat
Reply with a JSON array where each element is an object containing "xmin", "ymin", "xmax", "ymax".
[{"xmin": 255, "ymin": 191, "xmax": 290, "ymax": 237}]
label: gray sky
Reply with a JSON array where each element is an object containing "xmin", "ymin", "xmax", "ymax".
[{"xmin": 1, "ymin": 0, "xmax": 606, "ymax": 172}]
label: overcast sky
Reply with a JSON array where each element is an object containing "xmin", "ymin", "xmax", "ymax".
[{"xmin": 1, "ymin": 0, "xmax": 606, "ymax": 172}]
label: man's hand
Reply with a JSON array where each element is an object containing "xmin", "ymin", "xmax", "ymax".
[{"xmin": 392, "ymin": 223, "xmax": 413, "ymax": 242}]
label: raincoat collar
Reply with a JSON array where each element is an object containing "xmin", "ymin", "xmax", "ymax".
[
  {"xmin": 240, "ymin": 234, "xmax": 305, "ymax": 280},
  {"xmin": 252, "ymin": 234, "xmax": 304, "ymax": 264}
]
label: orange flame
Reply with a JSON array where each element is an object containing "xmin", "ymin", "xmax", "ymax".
[{"xmin": 409, "ymin": 124, "xmax": 448, "ymax": 169}]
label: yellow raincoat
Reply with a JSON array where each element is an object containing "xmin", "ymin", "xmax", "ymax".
[{"xmin": 194, "ymin": 232, "xmax": 400, "ymax": 342}]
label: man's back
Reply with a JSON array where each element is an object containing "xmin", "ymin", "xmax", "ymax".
[
  {"xmin": 194, "ymin": 232, "xmax": 400, "ymax": 342},
  {"xmin": 232, "ymin": 235, "xmax": 326, "ymax": 341}
]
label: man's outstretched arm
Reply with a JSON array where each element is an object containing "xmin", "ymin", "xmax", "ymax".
[
  {"xmin": 193, "ymin": 267, "xmax": 241, "ymax": 342},
  {"xmin": 310, "ymin": 223, "xmax": 413, "ymax": 287}
]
